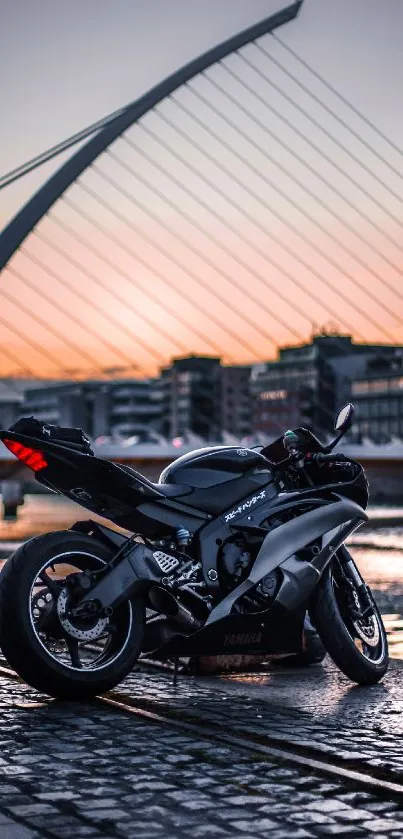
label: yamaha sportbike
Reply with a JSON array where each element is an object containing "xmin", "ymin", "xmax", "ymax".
[{"xmin": 0, "ymin": 404, "xmax": 388, "ymax": 698}]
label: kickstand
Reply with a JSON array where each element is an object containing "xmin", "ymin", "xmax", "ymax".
[{"xmin": 173, "ymin": 657, "xmax": 179, "ymax": 687}]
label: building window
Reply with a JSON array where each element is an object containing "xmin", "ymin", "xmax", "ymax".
[
  {"xmin": 352, "ymin": 381, "xmax": 369, "ymax": 395},
  {"xmin": 368, "ymin": 401, "xmax": 379, "ymax": 418},
  {"xmin": 379, "ymin": 400, "xmax": 390, "ymax": 416},
  {"xmin": 358, "ymin": 400, "xmax": 368, "ymax": 417},
  {"xmin": 177, "ymin": 372, "xmax": 192, "ymax": 384},
  {"xmin": 368, "ymin": 379, "xmax": 389, "ymax": 393},
  {"xmin": 389, "ymin": 377, "xmax": 403, "ymax": 392},
  {"xmin": 259, "ymin": 389, "xmax": 287, "ymax": 401},
  {"xmin": 390, "ymin": 399, "xmax": 399, "ymax": 416}
]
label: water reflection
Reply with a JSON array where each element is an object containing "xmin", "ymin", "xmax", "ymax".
[
  {"xmin": 353, "ymin": 549, "xmax": 403, "ymax": 590},
  {"xmin": 382, "ymin": 614, "xmax": 403, "ymax": 660},
  {"xmin": 0, "ymin": 493, "xmax": 127, "ymax": 544},
  {"xmin": 350, "ymin": 530, "xmax": 403, "ymax": 550}
]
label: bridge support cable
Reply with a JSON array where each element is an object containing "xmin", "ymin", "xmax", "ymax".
[
  {"xmin": 256, "ymin": 41, "xmax": 403, "ymax": 201},
  {"xmin": 271, "ymin": 33, "xmax": 403, "ymax": 166},
  {"xmin": 87, "ymin": 164, "xmax": 301, "ymax": 345},
  {"xmin": 16, "ymin": 248, "xmax": 191, "ymax": 363},
  {"xmin": 117, "ymin": 129, "xmax": 387, "ymax": 341},
  {"xmin": 107, "ymin": 124, "xmax": 400, "ymax": 427},
  {"xmin": 61, "ymin": 188, "xmax": 275, "ymax": 359},
  {"xmin": 0, "ymin": 2, "xmax": 303, "ymax": 270},
  {"xmin": 9, "ymin": 252, "xmax": 162, "ymax": 371},
  {"xmin": 0, "ymin": 106, "xmax": 131, "ymax": 192},
  {"xmin": 0, "ymin": 279, "xmax": 121, "ymax": 373},
  {"xmin": 1, "ymin": 0, "xmax": 402, "ymax": 442},
  {"xmin": 35, "ymin": 225, "xmax": 229, "ymax": 361},
  {"xmin": 166, "ymin": 83, "xmax": 403, "ymax": 315},
  {"xmin": 109, "ymin": 142, "xmax": 359, "ymax": 341},
  {"xmin": 1, "ymin": 1, "xmax": 306, "ymax": 389},
  {"xmin": 45, "ymin": 211, "xmax": 245, "ymax": 363},
  {"xmin": 216, "ymin": 58, "xmax": 403, "ymax": 260},
  {"xmin": 129, "ymin": 109, "xmax": 402, "ymax": 341}
]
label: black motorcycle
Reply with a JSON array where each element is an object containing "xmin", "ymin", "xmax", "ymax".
[{"xmin": 0, "ymin": 403, "xmax": 388, "ymax": 698}]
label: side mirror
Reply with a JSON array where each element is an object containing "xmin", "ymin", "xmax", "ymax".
[{"xmin": 334, "ymin": 403, "xmax": 354, "ymax": 432}]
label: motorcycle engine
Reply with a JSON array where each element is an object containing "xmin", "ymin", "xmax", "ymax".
[
  {"xmin": 149, "ymin": 535, "xmax": 210, "ymax": 626},
  {"xmin": 219, "ymin": 539, "xmax": 252, "ymax": 590}
]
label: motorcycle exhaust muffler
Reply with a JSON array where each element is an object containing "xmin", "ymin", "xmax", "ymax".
[{"xmin": 148, "ymin": 585, "xmax": 202, "ymax": 632}]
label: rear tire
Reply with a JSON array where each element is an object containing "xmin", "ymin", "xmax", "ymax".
[
  {"xmin": 310, "ymin": 562, "xmax": 388, "ymax": 686},
  {"xmin": 0, "ymin": 531, "xmax": 144, "ymax": 700}
]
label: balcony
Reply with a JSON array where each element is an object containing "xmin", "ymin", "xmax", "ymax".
[{"xmin": 111, "ymin": 403, "xmax": 162, "ymax": 416}]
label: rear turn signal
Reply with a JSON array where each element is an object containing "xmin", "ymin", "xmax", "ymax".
[{"xmin": 3, "ymin": 439, "xmax": 48, "ymax": 472}]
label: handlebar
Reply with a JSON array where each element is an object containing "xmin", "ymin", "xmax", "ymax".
[
  {"xmin": 308, "ymin": 452, "xmax": 344, "ymax": 464},
  {"xmin": 267, "ymin": 450, "xmax": 350, "ymax": 471}
]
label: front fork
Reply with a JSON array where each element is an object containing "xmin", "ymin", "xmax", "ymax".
[{"xmin": 336, "ymin": 546, "xmax": 374, "ymax": 620}]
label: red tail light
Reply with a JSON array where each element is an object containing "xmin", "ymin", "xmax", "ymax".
[{"xmin": 2, "ymin": 439, "xmax": 48, "ymax": 472}]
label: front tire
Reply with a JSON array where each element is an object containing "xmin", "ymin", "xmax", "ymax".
[
  {"xmin": 273, "ymin": 614, "xmax": 326, "ymax": 668},
  {"xmin": 0, "ymin": 531, "xmax": 144, "ymax": 700},
  {"xmin": 310, "ymin": 559, "xmax": 388, "ymax": 685}
]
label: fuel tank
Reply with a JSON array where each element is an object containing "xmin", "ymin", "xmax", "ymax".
[{"xmin": 160, "ymin": 446, "xmax": 276, "ymax": 515}]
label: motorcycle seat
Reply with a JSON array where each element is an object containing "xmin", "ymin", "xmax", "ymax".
[
  {"xmin": 117, "ymin": 464, "xmax": 191, "ymax": 498},
  {"xmin": 154, "ymin": 482, "xmax": 191, "ymax": 498}
]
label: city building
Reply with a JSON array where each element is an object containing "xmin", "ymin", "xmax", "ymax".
[
  {"xmin": 352, "ymin": 353, "xmax": 403, "ymax": 441},
  {"xmin": 104, "ymin": 379, "xmax": 163, "ymax": 440},
  {"xmin": 220, "ymin": 364, "xmax": 252, "ymax": 440},
  {"xmin": 160, "ymin": 356, "xmax": 221, "ymax": 441},
  {"xmin": 0, "ymin": 381, "xmax": 24, "ymax": 430},
  {"xmin": 0, "ymin": 379, "xmax": 52, "ymax": 430},
  {"xmin": 159, "ymin": 356, "xmax": 253, "ymax": 441},
  {"xmin": 16, "ymin": 378, "xmax": 164, "ymax": 441},
  {"xmin": 251, "ymin": 334, "xmax": 403, "ymax": 438},
  {"xmin": 3, "ymin": 338, "xmax": 401, "ymax": 447},
  {"xmin": 251, "ymin": 337, "xmax": 338, "ymax": 437}
]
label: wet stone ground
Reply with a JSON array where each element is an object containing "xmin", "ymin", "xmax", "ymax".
[
  {"xmin": 114, "ymin": 658, "xmax": 403, "ymax": 782},
  {"xmin": 1, "ymin": 666, "xmax": 403, "ymax": 838}
]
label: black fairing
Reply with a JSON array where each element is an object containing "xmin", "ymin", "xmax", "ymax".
[
  {"xmin": 0, "ymin": 430, "xmax": 205, "ymax": 538},
  {"xmin": 160, "ymin": 446, "xmax": 276, "ymax": 514}
]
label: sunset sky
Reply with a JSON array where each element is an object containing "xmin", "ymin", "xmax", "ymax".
[{"xmin": 1, "ymin": 0, "xmax": 403, "ymax": 378}]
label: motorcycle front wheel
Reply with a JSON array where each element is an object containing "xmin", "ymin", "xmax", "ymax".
[
  {"xmin": 310, "ymin": 551, "xmax": 388, "ymax": 685},
  {"xmin": 0, "ymin": 530, "xmax": 144, "ymax": 699}
]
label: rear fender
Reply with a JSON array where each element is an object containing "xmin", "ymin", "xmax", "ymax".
[
  {"xmin": 70, "ymin": 520, "xmax": 128, "ymax": 551},
  {"xmin": 0, "ymin": 430, "xmax": 173, "ymax": 535},
  {"xmin": 206, "ymin": 497, "xmax": 367, "ymax": 625}
]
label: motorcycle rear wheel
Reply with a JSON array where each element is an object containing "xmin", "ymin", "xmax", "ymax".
[
  {"xmin": 310, "ymin": 556, "xmax": 388, "ymax": 685},
  {"xmin": 0, "ymin": 531, "xmax": 144, "ymax": 699}
]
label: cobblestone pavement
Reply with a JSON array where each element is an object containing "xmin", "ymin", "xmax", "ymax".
[
  {"xmin": 1, "ymin": 668, "xmax": 403, "ymax": 838},
  {"xmin": 115, "ymin": 658, "xmax": 403, "ymax": 783}
]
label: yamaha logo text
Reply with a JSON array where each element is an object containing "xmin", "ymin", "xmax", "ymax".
[{"xmin": 224, "ymin": 632, "xmax": 263, "ymax": 647}]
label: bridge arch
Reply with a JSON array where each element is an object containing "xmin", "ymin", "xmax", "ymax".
[{"xmin": 0, "ymin": 2, "xmax": 302, "ymax": 272}]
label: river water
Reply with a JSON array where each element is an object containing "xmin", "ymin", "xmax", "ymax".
[{"xmin": 1, "ymin": 495, "xmax": 402, "ymax": 657}]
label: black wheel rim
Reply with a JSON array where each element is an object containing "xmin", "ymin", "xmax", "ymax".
[{"xmin": 331, "ymin": 573, "xmax": 386, "ymax": 666}]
